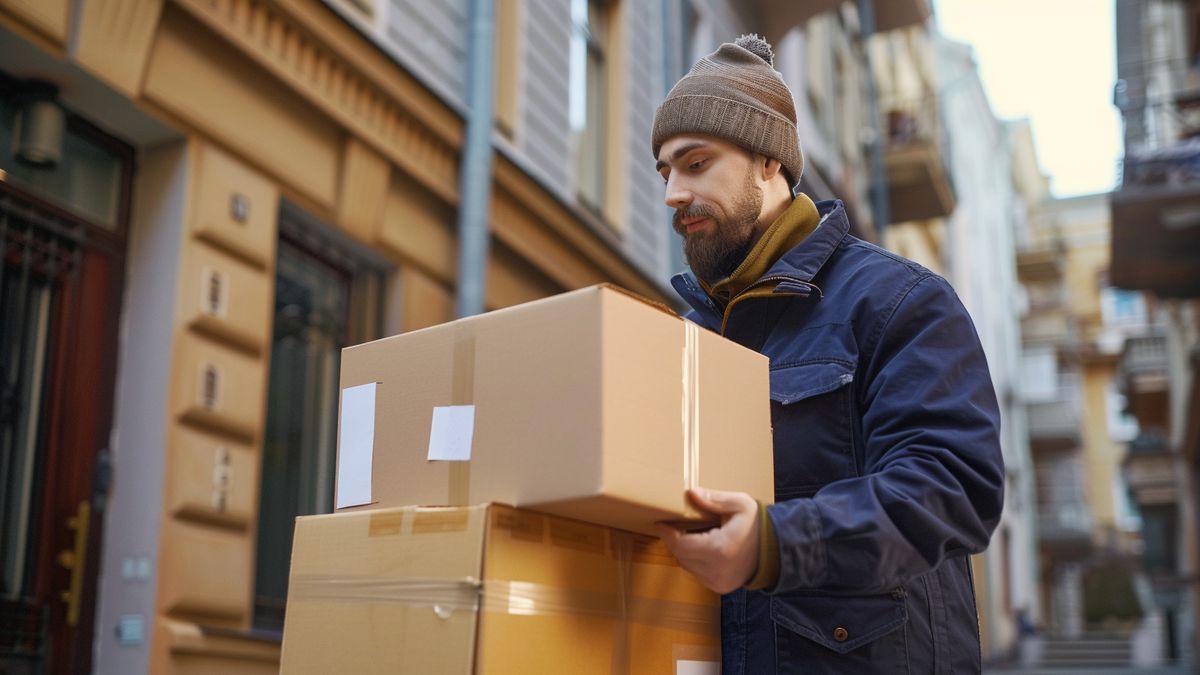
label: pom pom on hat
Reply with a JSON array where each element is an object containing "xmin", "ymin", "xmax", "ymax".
[{"xmin": 735, "ymin": 34, "xmax": 774, "ymax": 66}]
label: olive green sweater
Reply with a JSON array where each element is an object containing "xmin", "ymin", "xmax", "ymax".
[{"xmin": 698, "ymin": 194, "xmax": 822, "ymax": 591}]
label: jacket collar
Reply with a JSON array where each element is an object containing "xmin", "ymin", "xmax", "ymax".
[{"xmin": 671, "ymin": 199, "xmax": 850, "ymax": 321}]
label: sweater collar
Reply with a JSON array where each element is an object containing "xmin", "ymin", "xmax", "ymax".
[
  {"xmin": 672, "ymin": 198, "xmax": 851, "ymax": 325},
  {"xmin": 699, "ymin": 193, "xmax": 821, "ymax": 308}
]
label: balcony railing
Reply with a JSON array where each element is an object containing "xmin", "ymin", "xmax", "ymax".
[
  {"xmin": 1111, "ymin": 93, "xmax": 1200, "ymax": 295},
  {"xmin": 1037, "ymin": 505, "xmax": 1093, "ymax": 544},
  {"xmin": 1121, "ymin": 137, "xmax": 1200, "ymax": 190},
  {"xmin": 1121, "ymin": 333, "xmax": 1169, "ymax": 376}
]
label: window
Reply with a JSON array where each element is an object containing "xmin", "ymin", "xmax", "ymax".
[
  {"xmin": 678, "ymin": 0, "xmax": 698, "ymax": 77},
  {"xmin": 1099, "ymin": 286, "xmax": 1146, "ymax": 327},
  {"xmin": 570, "ymin": 0, "xmax": 609, "ymax": 211},
  {"xmin": 681, "ymin": 1, "xmax": 712, "ymax": 75},
  {"xmin": 253, "ymin": 215, "xmax": 383, "ymax": 631}
]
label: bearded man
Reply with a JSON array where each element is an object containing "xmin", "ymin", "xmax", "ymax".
[{"xmin": 651, "ymin": 34, "xmax": 1005, "ymax": 675}]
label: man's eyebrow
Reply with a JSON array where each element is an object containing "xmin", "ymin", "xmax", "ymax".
[{"xmin": 655, "ymin": 141, "xmax": 708, "ymax": 172}]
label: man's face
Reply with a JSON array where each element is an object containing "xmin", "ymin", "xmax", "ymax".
[{"xmin": 656, "ymin": 135, "xmax": 765, "ymax": 284}]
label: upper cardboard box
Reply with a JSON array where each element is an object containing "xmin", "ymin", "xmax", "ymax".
[{"xmin": 334, "ymin": 284, "xmax": 773, "ymax": 535}]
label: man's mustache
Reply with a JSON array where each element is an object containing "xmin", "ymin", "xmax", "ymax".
[{"xmin": 672, "ymin": 204, "xmax": 718, "ymax": 234}]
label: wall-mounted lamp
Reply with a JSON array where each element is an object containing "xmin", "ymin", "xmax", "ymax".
[{"xmin": 13, "ymin": 81, "xmax": 64, "ymax": 168}]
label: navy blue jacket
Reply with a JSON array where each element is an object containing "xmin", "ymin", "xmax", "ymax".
[{"xmin": 671, "ymin": 200, "xmax": 1004, "ymax": 674}]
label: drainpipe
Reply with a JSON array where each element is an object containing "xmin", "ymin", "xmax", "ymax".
[
  {"xmin": 455, "ymin": 0, "xmax": 497, "ymax": 318},
  {"xmin": 857, "ymin": 0, "xmax": 890, "ymax": 237}
]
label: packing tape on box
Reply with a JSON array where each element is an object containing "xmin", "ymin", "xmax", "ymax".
[
  {"xmin": 286, "ymin": 575, "xmax": 718, "ymax": 634},
  {"xmin": 448, "ymin": 326, "xmax": 474, "ymax": 505},
  {"xmin": 478, "ymin": 581, "xmax": 718, "ymax": 632},
  {"xmin": 287, "ymin": 575, "xmax": 481, "ymax": 611},
  {"xmin": 682, "ymin": 322, "xmax": 701, "ymax": 493}
]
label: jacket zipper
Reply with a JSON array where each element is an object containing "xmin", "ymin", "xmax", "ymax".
[{"xmin": 719, "ymin": 275, "xmax": 823, "ymax": 334}]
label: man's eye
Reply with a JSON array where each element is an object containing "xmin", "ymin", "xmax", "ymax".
[{"xmin": 689, "ymin": 159, "xmax": 707, "ymax": 170}]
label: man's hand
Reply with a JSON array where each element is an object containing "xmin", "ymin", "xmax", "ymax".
[{"xmin": 654, "ymin": 487, "xmax": 760, "ymax": 594}]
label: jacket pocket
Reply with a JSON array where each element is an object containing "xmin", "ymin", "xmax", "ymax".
[
  {"xmin": 769, "ymin": 361, "xmax": 857, "ymax": 499},
  {"xmin": 770, "ymin": 591, "xmax": 909, "ymax": 673}
]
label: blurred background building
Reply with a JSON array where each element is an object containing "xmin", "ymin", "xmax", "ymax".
[
  {"xmin": 1111, "ymin": 0, "xmax": 1200, "ymax": 667},
  {"xmin": 0, "ymin": 0, "xmax": 1191, "ymax": 673}
]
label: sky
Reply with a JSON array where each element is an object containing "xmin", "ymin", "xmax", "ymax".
[{"xmin": 933, "ymin": 0, "xmax": 1121, "ymax": 197}]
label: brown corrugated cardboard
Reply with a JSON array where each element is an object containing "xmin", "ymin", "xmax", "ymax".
[
  {"xmin": 279, "ymin": 504, "xmax": 721, "ymax": 674},
  {"xmin": 334, "ymin": 284, "xmax": 773, "ymax": 535}
]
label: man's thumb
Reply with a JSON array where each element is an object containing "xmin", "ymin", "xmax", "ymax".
[{"xmin": 687, "ymin": 487, "xmax": 742, "ymax": 515}]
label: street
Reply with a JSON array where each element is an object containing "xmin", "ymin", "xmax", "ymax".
[{"xmin": 986, "ymin": 667, "xmax": 1194, "ymax": 675}]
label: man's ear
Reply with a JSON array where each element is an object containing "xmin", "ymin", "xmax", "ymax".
[{"xmin": 760, "ymin": 156, "xmax": 784, "ymax": 182}]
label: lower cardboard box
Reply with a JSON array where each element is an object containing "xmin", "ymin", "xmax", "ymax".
[{"xmin": 280, "ymin": 504, "xmax": 720, "ymax": 674}]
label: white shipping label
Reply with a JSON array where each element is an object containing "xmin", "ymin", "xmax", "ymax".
[
  {"xmin": 676, "ymin": 661, "xmax": 720, "ymax": 675},
  {"xmin": 335, "ymin": 383, "xmax": 377, "ymax": 509},
  {"xmin": 427, "ymin": 405, "xmax": 476, "ymax": 462}
]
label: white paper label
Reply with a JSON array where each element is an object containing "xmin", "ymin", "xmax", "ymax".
[
  {"xmin": 676, "ymin": 661, "xmax": 720, "ymax": 675},
  {"xmin": 427, "ymin": 405, "xmax": 475, "ymax": 462},
  {"xmin": 335, "ymin": 383, "xmax": 377, "ymax": 508}
]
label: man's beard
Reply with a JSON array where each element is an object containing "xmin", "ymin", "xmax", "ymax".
[{"xmin": 674, "ymin": 169, "xmax": 764, "ymax": 285}]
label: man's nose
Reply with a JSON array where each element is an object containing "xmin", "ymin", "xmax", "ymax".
[{"xmin": 664, "ymin": 178, "xmax": 692, "ymax": 209}]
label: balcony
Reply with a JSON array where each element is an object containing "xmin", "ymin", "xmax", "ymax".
[
  {"xmin": 1119, "ymin": 333, "xmax": 1170, "ymax": 429},
  {"xmin": 1028, "ymin": 400, "xmax": 1083, "ymax": 450},
  {"xmin": 1124, "ymin": 431, "xmax": 1179, "ymax": 507},
  {"xmin": 1021, "ymin": 312, "xmax": 1080, "ymax": 350},
  {"xmin": 1111, "ymin": 139, "xmax": 1200, "ymax": 298},
  {"xmin": 1016, "ymin": 244, "xmax": 1064, "ymax": 283},
  {"xmin": 1026, "ymin": 374, "xmax": 1083, "ymax": 451},
  {"xmin": 754, "ymin": 0, "xmax": 930, "ymax": 42},
  {"xmin": 1037, "ymin": 506, "xmax": 1094, "ymax": 557},
  {"xmin": 883, "ymin": 98, "xmax": 956, "ymax": 224},
  {"xmin": 1035, "ymin": 452, "xmax": 1094, "ymax": 558},
  {"xmin": 873, "ymin": 0, "xmax": 931, "ymax": 32}
]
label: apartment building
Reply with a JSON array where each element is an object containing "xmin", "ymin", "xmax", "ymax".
[
  {"xmin": 934, "ymin": 37, "xmax": 1039, "ymax": 661},
  {"xmin": 1112, "ymin": 0, "xmax": 1200, "ymax": 663}
]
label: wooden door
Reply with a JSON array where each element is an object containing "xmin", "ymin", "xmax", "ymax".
[{"xmin": 0, "ymin": 187, "xmax": 125, "ymax": 675}]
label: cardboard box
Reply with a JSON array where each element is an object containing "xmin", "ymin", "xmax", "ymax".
[
  {"xmin": 334, "ymin": 284, "xmax": 773, "ymax": 535},
  {"xmin": 280, "ymin": 504, "xmax": 721, "ymax": 674}
]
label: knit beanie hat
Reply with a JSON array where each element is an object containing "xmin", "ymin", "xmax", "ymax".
[{"xmin": 652, "ymin": 34, "xmax": 804, "ymax": 187}]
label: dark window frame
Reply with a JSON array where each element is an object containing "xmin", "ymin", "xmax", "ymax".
[{"xmin": 251, "ymin": 207, "xmax": 385, "ymax": 634}]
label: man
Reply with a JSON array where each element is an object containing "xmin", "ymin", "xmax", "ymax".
[{"xmin": 652, "ymin": 34, "xmax": 1005, "ymax": 674}]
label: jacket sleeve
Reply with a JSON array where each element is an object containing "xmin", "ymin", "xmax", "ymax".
[{"xmin": 767, "ymin": 274, "xmax": 1005, "ymax": 594}]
